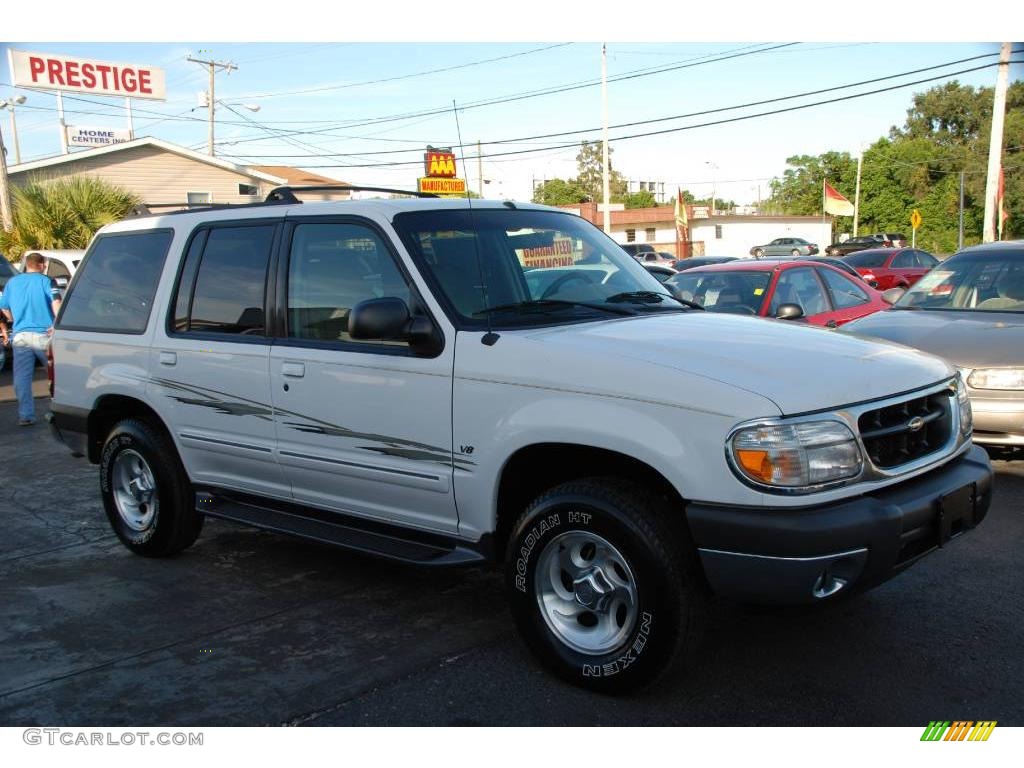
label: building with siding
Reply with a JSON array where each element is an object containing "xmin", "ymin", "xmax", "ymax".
[
  {"xmin": 561, "ymin": 202, "xmax": 833, "ymax": 258},
  {"xmin": 6, "ymin": 137, "xmax": 351, "ymax": 207}
]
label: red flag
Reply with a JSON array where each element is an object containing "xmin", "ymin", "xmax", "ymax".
[{"xmin": 823, "ymin": 181, "xmax": 854, "ymax": 216}]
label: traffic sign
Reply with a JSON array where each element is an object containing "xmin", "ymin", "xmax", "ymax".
[{"xmin": 910, "ymin": 209, "xmax": 922, "ymax": 229}]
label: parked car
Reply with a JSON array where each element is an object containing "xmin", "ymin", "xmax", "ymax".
[
  {"xmin": 636, "ymin": 251, "xmax": 674, "ymax": 264},
  {"xmin": 642, "ymin": 263, "xmax": 677, "ymax": 282},
  {"xmin": 48, "ymin": 191, "xmax": 990, "ymax": 693},
  {"xmin": 23, "ymin": 249, "xmax": 85, "ymax": 293},
  {"xmin": 826, "ymin": 233, "xmax": 907, "ymax": 257},
  {"xmin": 0, "ymin": 255, "xmax": 16, "ymax": 370},
  {"xmin": 665, "ymin": 259, "xmax": 895, "ymax": 328},
  {"xmin": 841, "ymin": 247, "xmax": 939, "ymax": 290},
  {"xmin": 841, "ymin": 241, "xmax": 1024, "ymax": 450},
  {"xmin": 672, "ymin": 256, "xmax": 738, "ymax": 271},
  {"xmin": 619, "ymin": 243, "xmax": 657, "ymax": 259},
  {"xmin": 793, "ymin": 255, "xmax": 880, "ymax": 286},
  {"xmin": 749, "ymin": 237, "xmax": 819, "ymax": 258}
]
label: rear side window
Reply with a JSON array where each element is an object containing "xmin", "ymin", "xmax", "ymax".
[
  {"xmin": 59, "ymin": 230, "xmax": 173, "ymax": 333},
  {"xmin": 844, "ymin": 250, "xmax": 890, "ymax": 268},
  {"xmin": 818, "ymin": 267, "xmax": 869, "ymax": 309},
  {"xmin": 184, "ymin": 225, "xmax": 274, "ymax": 335}
]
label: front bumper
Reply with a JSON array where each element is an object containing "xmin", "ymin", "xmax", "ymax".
[
  {"xmin": 969, "ymin": 394, "xmax": 1024, "ymax": 446},
  {"xmin": 687, "ymin": 445, "xmax": 993, "ymax": 604}
]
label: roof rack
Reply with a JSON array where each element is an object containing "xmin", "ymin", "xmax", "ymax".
[
  {"xmin": 126, "ymin": 199, "xmax": 293, "ymax": 218},
  {"xmin": 264, "ymin": 184, "xmax": 439, "ymax": 203}
]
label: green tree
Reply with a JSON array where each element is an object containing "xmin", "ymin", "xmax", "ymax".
[
  {"xmin": 575, "ymin": 140, "xmax": 628, "ymax": 202},
  {"xmin": 531, "ymin": 178, "xmax": 589, "ymax": 205},
  {"xmin": 767, "ymin": 151, "xmax": 858, "ymax": 227},
  {"xmin": 622, "ymin": 190, "xmax": 658, "ymax": 209},
  {"xmin": 0, "ymin": 175, "xmax": 140, "ymax": 261}
]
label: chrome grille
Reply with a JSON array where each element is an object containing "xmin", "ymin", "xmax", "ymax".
[{"xmin": 858, "ymin": 390, "xmax": 953, "ymax": 469}]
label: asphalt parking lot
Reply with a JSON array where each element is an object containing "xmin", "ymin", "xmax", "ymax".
[{"xmin": 0, "ymin": 382, "xmax": 1021, "ymax": 727}]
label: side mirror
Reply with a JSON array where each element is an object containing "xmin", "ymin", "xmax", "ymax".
[
  {"xmin": 775, "ymin": 303, "xmax": 804, "ymax": 320},
  {"xmin": 348, "ymin": 297, "xmax": 442, "ymax": 355},
  {"xmin": 881, "ymin": 287, "xmax": 905, "ymax": 305}
]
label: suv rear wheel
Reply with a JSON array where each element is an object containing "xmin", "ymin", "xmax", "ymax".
[
  {"xmin": 505, "ymin": 478, "xmax": 707, "ymax": 693},
  {"xmin": 100, "ymin": 419, "xmax": 203, "ymax": 557}
]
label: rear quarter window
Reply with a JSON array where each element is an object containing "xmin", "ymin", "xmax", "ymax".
[{"xmin": 58, "ymin": 230, "xmax": 174, "ymax": 333}]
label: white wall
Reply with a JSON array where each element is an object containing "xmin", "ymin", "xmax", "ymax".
[{"xmin": 689, "ymin": 218, "xmax": 832, "ymax": 258}]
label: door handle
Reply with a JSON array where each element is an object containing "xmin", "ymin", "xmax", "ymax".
[
  {"xmin": 825, "ymin": 320, "xmax": 838, "ymax": 329},
  {"xmin": 281, "ymin": 362, "xmax": 305, "ymax": 378},
  {"xmin": 159, "ymin": 351, "xmax": 177, "ymax": 366}
]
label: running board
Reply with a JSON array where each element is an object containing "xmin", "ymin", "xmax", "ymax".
[{"xmin": 194, "ymin": 489, "xmax": 488, "ymax": 567}]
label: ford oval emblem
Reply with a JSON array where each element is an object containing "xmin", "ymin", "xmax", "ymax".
[{"xmin": 907, "ymin": 416, "xmax": 925, "ymax": 433}]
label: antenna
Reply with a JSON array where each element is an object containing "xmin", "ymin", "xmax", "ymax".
[{"xmin": 452, "ymin": 100, "xmax": 498, "ymax": 345}]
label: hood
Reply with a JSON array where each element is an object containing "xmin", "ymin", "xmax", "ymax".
[
  {"xmin": 520, "ymin": 312, "xmax": 953, "ymax": 415},
  {"xmin": 841, "ymin": 309, "xmax": 1024, "ymax": 370}
]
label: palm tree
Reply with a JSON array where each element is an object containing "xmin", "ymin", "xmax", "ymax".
[{"xmin": 0, "ymin": 175, "xmax": 139, "ymax": 262}]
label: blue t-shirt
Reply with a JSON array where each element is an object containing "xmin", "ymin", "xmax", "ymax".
[{"xmin": 0, "ymin": 272, "xmax": 60, "ymax": 333}]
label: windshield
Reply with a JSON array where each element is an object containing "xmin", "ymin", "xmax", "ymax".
[
  {"xmin": 666, "ymin": 270, "xmax": 771, "ymax": 315},
  {"xmin": 392, "ymin": 208, "xmax": 682, "ymax": 327},
  {"xmin": 895, "ymin": 252, "xmax": 1024, "ymax": 312}
]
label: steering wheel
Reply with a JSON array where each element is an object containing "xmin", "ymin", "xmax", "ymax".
[{"xmin": 541, "ymin": 272, "xmax": 592, "ymax": 299}]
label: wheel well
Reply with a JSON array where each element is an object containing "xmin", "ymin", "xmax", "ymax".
[
  {"xmin": 493, "ymin": 443, "xmax": 685, "ymax": 562},
  {"xmin": 87, "ymin": 396, "xmax": 174, "ymax": 463}
]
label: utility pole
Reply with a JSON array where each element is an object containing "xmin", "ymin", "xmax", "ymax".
[
  {"xmin": 983, "ymin": 43, "xmax": 1011, "ymax": 243},
  {"xmin": 601, "ymin": 43, "xmax": 610, "ymax": 234},
  {"xmin": 0, "ymin": 123, "xmax": 13, "ymax": 232},
  {"xmin": 56, "ymin": 91, "xmax": 68, "ymax": 154},
  {"xmin": 853, "ymin": 151, "xmax": 863, "ymax": 236},
  {"xmin": 187, "ymin": 55, "xmax": 237, "ymax": 156},
  {"xmin": 477, "ymin": 140, "xmax": 483, "ymax": 198}
]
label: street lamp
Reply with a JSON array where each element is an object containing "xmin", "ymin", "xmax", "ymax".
[
  {"xmin": 1, "ymin": 95, "xmax": 27, "ymax": 165},
  {"xmin": 705, "ymin": 161, "xmax": 719, "ymax": 216},
  {"xmin": 191, "ymin": 97, "xmax": 260, "ymax": 156}
]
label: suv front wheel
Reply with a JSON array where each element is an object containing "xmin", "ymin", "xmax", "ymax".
[
  {"xmin": 505, "ymin": 478, "xmax": 707, "ymax": 693},
  {"xmin": 100, "ymin": 419, "xmax": 204, "ymax": 557}
]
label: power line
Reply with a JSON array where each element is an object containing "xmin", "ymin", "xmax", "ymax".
[{"xmin": 234, "ymin": 59, "xmax": 1023, "ymax": 170}]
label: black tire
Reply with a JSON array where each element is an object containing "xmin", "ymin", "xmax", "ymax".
[
  {"xmin": 791, "ymin": 249, "xmax": 800, "ymax": 257},
  {"xmin": 505, "ymin": 477, "xmax": 707, "ymax": 694},
  {"xmin": 100, "ymin": 418, "xmax": 203, "ymax": 557},
  {"xmin": 753, "ymin": 248, "xmax": 764, "ymax": 258}
]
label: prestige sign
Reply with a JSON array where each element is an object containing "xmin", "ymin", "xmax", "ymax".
[
  {"xmin": 66, "ymin": 126, "xmax": 132, "ymax": 147},
  {"xmin": 8, "ymin": 49, "xmax": 166, "ymax": 100}
]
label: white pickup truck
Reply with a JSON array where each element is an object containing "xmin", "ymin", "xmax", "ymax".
[{"xmin": 47, "ymin": 190, "xmax": 992, "ymax": 692}]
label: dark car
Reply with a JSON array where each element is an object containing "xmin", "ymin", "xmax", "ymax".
[
  {"xmin": 0, "ymin": 255, "xmax": 18, "ymax": 371},
  {"xmin": 665, "ymin": 259, "xmax": 894, "ymax": 328},
  {"xmin": 840, "ymin": 241, "xmax": 1024, "ymax": 449},
  {"xmin": 749, "ymin": 237, "xmax": 819, "ymax": 258},
  {"xmin": 826, "ymin": 233, "xmax": 907, "ymax": 257},
  {"xmin": 619, "ymin": 243, "xmax": 657, "ymax": 259},
  {"xmin": 643, "ymin": 263, "xmax": 677, "ymax": 282},
  {"xmin": 672, "ymin": 256, "xmax": 739, "ymax": 271},
  {"xmin": 841, "ymin": 247, "xmax": 939, "ymax": 290},
  {"xmin": 793, "ymin": 255, "xmax": 880, "ymax": 286}
]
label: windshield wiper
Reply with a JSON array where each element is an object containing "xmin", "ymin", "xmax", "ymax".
[
  {"xmin": 606, "ymin": 291, "xmax": 704, "ymax": 311},
  {"xmin": 472, "ymin": 300, "xmax": 635, "ymax": 317}
]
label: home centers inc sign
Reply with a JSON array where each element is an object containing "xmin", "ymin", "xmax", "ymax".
[
  {"xmin": 418, "ymin": 148, "xmax": 467, "ymax": 196},
  {"xmin": 8, "ymin": 49, "xmax": 166, "ymax": 100}
]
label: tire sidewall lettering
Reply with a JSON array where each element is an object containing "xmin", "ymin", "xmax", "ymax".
[{"xmin": 101, "ymin": 431, "xmax": 158, "ymax": 543}]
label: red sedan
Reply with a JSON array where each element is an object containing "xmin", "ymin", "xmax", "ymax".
[
  {"xmin": 664, "ymin": 259, "xmax": 893, "ymax": 328},
  {"xmin": 841, "ymin": 247, "xmax": 939, "ymax": 290}
]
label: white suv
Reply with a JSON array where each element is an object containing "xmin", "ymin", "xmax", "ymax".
[{"xmin": 48, "ymin": 189, "xmax": 993, "ymax": 692}]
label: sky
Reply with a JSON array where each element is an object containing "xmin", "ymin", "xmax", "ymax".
[{"xmin": 2, "ymin": 6, "xmax": 1021, "ymax": 206}]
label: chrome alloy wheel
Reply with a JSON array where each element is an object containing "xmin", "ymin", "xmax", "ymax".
[
  {"xmin": 111, "ymin": 449, "xmax": 158, "ymax": 531},
  {"xmin": 534, "ymin": 529, "xmax": 639, "ymax": 655}
]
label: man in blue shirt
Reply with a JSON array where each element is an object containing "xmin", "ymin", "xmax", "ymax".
[{"xmin": 0, "ymin": 253, "xmax": 62, "ymax": 425}]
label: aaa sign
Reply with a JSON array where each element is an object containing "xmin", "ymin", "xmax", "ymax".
[{"xmin": 424, "ymin": 150, "xmax": 458, "ymax": 178}]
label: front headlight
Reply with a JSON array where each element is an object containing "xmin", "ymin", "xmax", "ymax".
[
  {"xmin": 957, "ymin": 374, "xmax": 973, "ymax": 436},
  {"xmin": 728, "ymin": 420, "xmax": 862, "ymax": 490},
  {"xmin": 966, "ymin": 367, "xmax": 1024, "ymax": 391}
]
